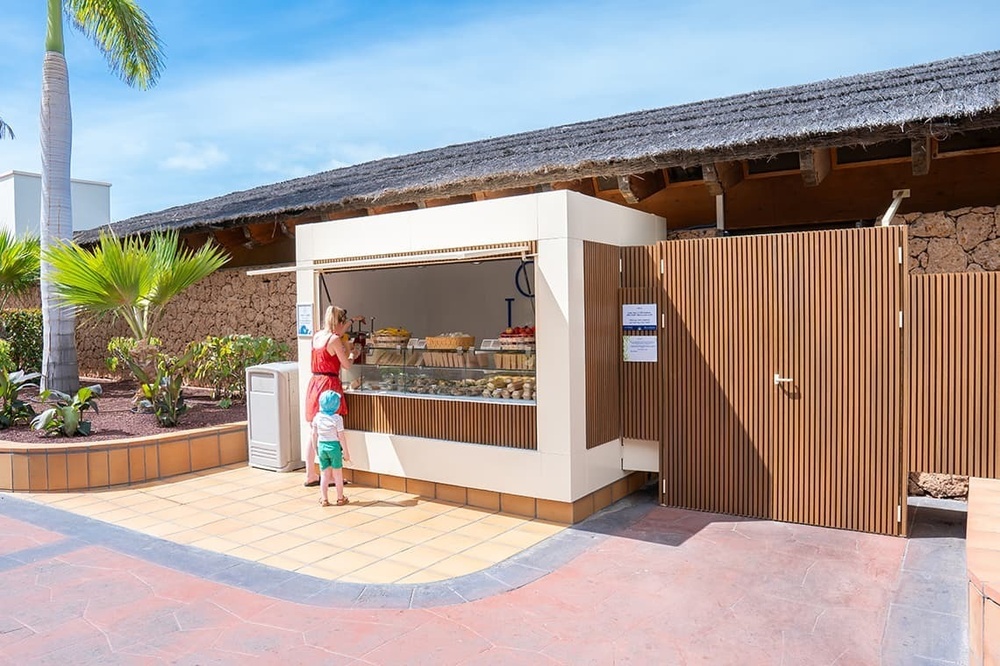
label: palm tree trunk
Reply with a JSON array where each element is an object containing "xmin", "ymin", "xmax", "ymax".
[{"xmin": 40, "ymin": 51, "xmax": 79, "ymax": 393}]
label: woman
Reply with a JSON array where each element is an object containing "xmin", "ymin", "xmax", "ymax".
[{"xmin": 304, "ymin": 305, "xmax": 361, "ymax": 486}]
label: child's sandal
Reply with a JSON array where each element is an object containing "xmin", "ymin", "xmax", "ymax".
[
  {"xmin": 320, "ymin": 499, "xmax": 332, "ymax": 507},
  {"xmin": 336, "ymin": 497, "xmax": 350, "ymax": 506}
]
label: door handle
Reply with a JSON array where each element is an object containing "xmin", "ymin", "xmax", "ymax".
[{"xmin": 773, "ymin": 373, "xmax": 794, "ymax": 385}]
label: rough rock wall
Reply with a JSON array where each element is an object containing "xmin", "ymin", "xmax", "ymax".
[
  {"xmin": 899, "ymin": 206, "xmax": 1000, "ymax": 273},
  {"xmin": 75, "ymin": 266, "xmax": 297, "ymax": 377}
]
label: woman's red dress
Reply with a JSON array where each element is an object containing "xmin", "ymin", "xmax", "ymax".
[{"xmin": 305, "ymin": 344, "xmax": 348, "ymax": 421}]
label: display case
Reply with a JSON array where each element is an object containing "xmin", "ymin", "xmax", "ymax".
[{"xmin": 346, "ymin": 344, "xmax": 536, "ymax": 403}]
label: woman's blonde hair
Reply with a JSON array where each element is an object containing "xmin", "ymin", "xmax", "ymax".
[{"xmin": 324, "ymin": 305, "xmax": 348, "ymax": 332}]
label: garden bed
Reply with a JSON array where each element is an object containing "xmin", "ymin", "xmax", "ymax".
[{"xmin": 0, "ymin": 378, "xmax": 246, "ymax": 444}]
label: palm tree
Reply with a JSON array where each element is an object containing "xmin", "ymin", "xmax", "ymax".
[
  {"xmin": 0, "ymin": 231, "xmax": 40, "ymax": 312},
  {"xmin": 41, "ymin": 230, "xmax": 229, "ymax": 345},
  {"xmin": 0, "ymin": 119, "xmax": 13, "ymax": 140},
  {"xmin": 40, "ymin": 0, "xmax": 163, "ymax": 392}
]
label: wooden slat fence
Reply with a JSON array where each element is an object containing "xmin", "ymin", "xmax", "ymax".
[{"xmin": 909, "ymin": 272, "xmax": 1000, "ymax": 478}]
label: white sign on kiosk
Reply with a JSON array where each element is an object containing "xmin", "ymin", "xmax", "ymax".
[
  {"xmin": 296, "ymin": 303, "xmax": 313, "ymax": 336},
  {"xmin": 622, "ymin": 303, "xmax": 657, "ymax": 331},
  {"xmin": 623, "ymin": 335, "xmax": 657, "ymax": 362}
]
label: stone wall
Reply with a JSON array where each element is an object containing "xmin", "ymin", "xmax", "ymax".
[
  {"xmin": 900, "ymin": 206, "xmax": 1000, "ymax": 274},
  {"xmin": 75, "ymin": 266, "xmax": 296, "ymax": 377}
]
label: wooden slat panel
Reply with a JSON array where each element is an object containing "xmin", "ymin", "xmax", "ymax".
[
  {"xmin": 659, "ymin": 227, "xmax": 904, "ymax": 535},
  {"xmin": 344, "ymin": 395, "xmax": 536, "ymax": 449},
  {"xmin": 909, "ymin": 272, "xmax": 1000, "ymax": 479},
  {"xmin": 583, "ymin": 242, "xmax": 621, "ymax": 448},
  {"xmin": 621, "ymin": 245, "xmax": 662, "ymax": 442}
]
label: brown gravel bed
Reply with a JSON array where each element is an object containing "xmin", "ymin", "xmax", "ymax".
[{"xmin": 0, "ymin": 378, "xmax": 246, "ymax": 444}]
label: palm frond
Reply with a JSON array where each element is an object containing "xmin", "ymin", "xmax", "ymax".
[
  {"xmin": 0, "ymin": 118, "xmax": 13, "ymax": 140},
  {"xmin": 65, "ymin": 0, "xmax": 164, "ymax": 89}
]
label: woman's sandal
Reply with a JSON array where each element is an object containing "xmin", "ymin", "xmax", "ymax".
[
  {"xmin": 319, "ymin": 499, "xmax": 332, "ymax": 507},
  {"xmin": 336, "ymin": 497, "xmax": 350, "ymax": 506}
]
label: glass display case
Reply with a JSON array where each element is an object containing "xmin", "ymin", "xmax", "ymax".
[{"xmin": 345, "ymin": 344, "xmax": 536, "ymax": 403}]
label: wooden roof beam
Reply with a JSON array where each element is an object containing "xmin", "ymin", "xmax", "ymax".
[
  {"xmin": 617, "ymin": 171, "xmax": 666, "ymax": 204},
  {"xmin": 703, "ymin": 161, "xmax": 743, "ymax": 196},
  {"xmin": 799, "ymin": 148, "xmax": 832, "ymax": 187},
  {"xmin": 911, "ymin": 136, "xmax": 932, "ymax": 176}
]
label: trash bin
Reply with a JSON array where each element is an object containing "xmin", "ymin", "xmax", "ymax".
[{"xmin": 245, "ymin": 361, "xmax": 303, "ymax": 471}]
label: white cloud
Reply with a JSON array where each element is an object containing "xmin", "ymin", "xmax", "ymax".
[{"xmin": 161, "ymin": 143, "xmax": 228, "ymax": 171}]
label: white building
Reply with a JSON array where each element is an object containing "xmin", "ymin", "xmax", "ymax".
[{"xmin": 0, "ymin": 170, "xmax": 111, "ymax": 236}]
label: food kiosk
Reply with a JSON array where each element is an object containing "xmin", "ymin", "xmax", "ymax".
[{"xmin": 294, "ymin": 191, "xmax": 665, "ymax": 522}]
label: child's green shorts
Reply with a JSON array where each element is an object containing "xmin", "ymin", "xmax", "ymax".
[{"xmin": 318, "ymin": 440, "xmax": 343, "ymax": 470}]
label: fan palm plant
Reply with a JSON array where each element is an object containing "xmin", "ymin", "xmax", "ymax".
[
  {"xmin": 0, "ymin": 231, "xmax": 40, "ymax": 312},
  {"xmin": 0, "ymin": 118, "xmax": 13, "ymax": 140},
  {"xmin": 41, "ymin": 229, "xmax": 228, "ymax": 344},
  {"xmin": 39, "ymin": 0, "xmax": 164, "ymax": 392}
]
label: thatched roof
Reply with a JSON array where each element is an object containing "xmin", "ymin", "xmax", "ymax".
[{"xmin": 83, "ymin": 49, "xmax": 1000, "ymax": 242}]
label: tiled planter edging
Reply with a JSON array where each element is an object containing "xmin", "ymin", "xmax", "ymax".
[
  {"xmin": 968, "ymin": 477, "xmax": 1000, "ymax": 665},
  {"xmin": 344, "ymin": 467, "xmax": 651, "ymax": 525},
  {"xmin": 0, "ymin": 422, "xmax": 248, "ymax": 492}
]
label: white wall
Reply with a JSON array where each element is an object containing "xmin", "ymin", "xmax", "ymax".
[{"xmin": 0, "ymin": 170, "xmax": 111, "ymax": 235}]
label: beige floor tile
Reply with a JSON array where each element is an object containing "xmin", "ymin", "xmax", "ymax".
[
  {"xmin": 396, "ymin": 569, "xmax": 450, "ymax": 584},
  {"xmin": 317, "ymin": 510, "xmax": 380, "ymax": 529},
  {"xmin": 353, "ymin": 502, "xmax": 410, "ymax": 519},
  {"xmin": 258, "ymin": 554, "xmax": 308, "ymax": 570},
  {"xmin": 491, "ymin": 529, "xmax": 550, "ymax": 549},
  {"xmin": 259, "ymin": 514, "xmax": 316, "ymax": 532},
  {"xmin": 197, "ymin": 518, "xmax": 252, "ymax": 537},
  {"xmin": 427, "ymin": 553, "xmax": 493, "ymax": 578},
  {"xmin": 450, "ymin": 520, "xmax": 515, "ymax": 541},
  {"xmin": 389, "ymin": 525, "xmax": 442, "ymax": 545},
  {"xmin": 477, "ymin": 513, "xmax": 531, "ymax": 529},
  {"xmin": 422, "ymin": 532, "xmax": 481, "ymax": 554},
  {"xmin": 461, "ymin": 541, "xmax": 523, "ymax": 563},
  {"xmin": 140, "ymin": 521, "xmax": 190, "ymax": 538},
  {"xmin": 280, "ymin": 541, "xmax": 344, "ymax": 564},
  {"xmin": 168, "ymin": 529, "xmax": 211, "ymax": 545},
  {"xmin": 226, "ymin": 524, "xmax": 281, "ymax": 545},
  {"xmin": 190, "ymin": 536, "xmax": 241, "ymax": 552},
  {"xmin": 86, "ymin": 506, "xmax": 139, "ymax": 522},
  {"xmin": 294, "ymin": 564, "xmax": 340, "ymax": 579},
  {"xmin": 315, "ymin": 529, "xmax": 378, "ymax": 550},
  {"xmin": 115, "ymin": 514, "xmax": 165, "ymax": 531},
  {"xmin": 309, "ymin": 550, "xmax": 379, "ymax": 576},
  {"xmin": 168, "ymin": 491, "xmax": 215, "ymax": 505},
  {"xmin": 518, "ymin": 520, "xmax": 565, "ymax": 536},
  {"xmin": 352, "ymin": 537, "xmax": 411, "ymax": 559},
  {"xmin": 411, "ymin": 500, "xmax": 464, "ymax": 515},
  {"xmin": 386, "ymin": 544, "xmax": 452, "ymax": 570},
  {"xmin": 175, "ymin": 511, "xmax": 235, "ymax": 530},
  {"xmin": 340, "ymin": 558, "xmax": 419, "ymax": 585},
  {"xmin": 251, "ymin": 533, "xmax": 311, "ymax": 555},
  {"xmin": 226, "ymin": 545, "xmax": 270, "ymax": 562},
  {"xmin": 417, "ymin": 514, "xmax": 473, "ymax": 533},
  {"xmin": 443, "ymin": 506, "xmax": 496, "ymax": 521}
]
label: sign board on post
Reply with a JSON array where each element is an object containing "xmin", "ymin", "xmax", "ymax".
[
  {"xmin": 622, "ymin": 303, "xmax": 657, "ymax": 331},
  {"xmin": 296, "ymin": 303, "xmax": 314, "ymax": 336}
]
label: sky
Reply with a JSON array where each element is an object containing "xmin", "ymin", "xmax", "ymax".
[{"xmin": 1, "ymin": 0, "xmax": 999, "ymax": 223}]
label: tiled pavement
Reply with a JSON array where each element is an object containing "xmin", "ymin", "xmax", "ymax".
[{"xmin": 0, "ymin": 476, "xmax": 969, "ymax": 665}]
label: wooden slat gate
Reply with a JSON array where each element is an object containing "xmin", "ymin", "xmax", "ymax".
[{"xmin": 654, "ymin": 227, "xmax": 907, "ymax": 535}]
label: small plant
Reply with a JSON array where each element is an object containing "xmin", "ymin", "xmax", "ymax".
[
  {"xmin": 106, "ymin": 336, "xmax": 162, "ymax": 377},
  {"xmin": 187, "ymin": 334, "xmax": 288, "ymax": 406},
  {"xmin": 31, "ymin": 385, "xmax": 103, "ymax": 437},
  {"xmin": 0, "ymin": 369, "xmax": 40, "ymax": 429},
  {"xmin": 126, "ymin": 347, "xmax": 195, "ymax": 427}
]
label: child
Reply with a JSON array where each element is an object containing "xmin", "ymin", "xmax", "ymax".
[{"xmin": 310, "ymin": 390, "xmax": 351, "ymax": 506}]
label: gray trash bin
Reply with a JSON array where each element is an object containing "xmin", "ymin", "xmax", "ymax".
[{"xmin": 245, "ymin": 361, "xmax": 303, "ymax": 471}]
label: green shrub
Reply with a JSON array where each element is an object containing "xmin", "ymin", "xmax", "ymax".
[
  {"xmin": 0, "ymin": 309, "xmax": 42, "ymax": 372},
  {"xmin": 187, "ymin": 334, "xmax": 289, "ymax": 406},
  {"xmin": 31, "ymin": 384, "xmax": 102, "ymax": 437},
  {"xmin": 0, "ymin": 339, "xmax": 14, "ymax": 373}
]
